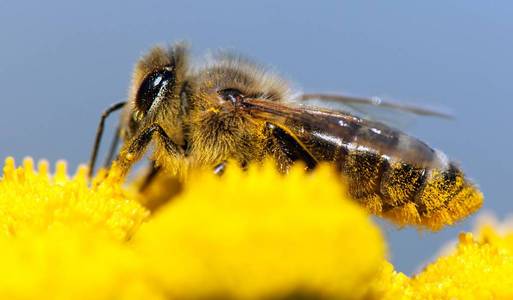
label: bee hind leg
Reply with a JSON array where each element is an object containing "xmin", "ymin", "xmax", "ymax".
[
  {"xmin": 266, "ymin": 122, "xmax": 318, "ymax": 171},
  {"xmin": 213, "ymin": 162, "xmax": 226, "ymax": 175}
]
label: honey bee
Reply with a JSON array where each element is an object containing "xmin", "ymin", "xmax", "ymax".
[{"xmin": 89, "ymin": 43, "xmax": 483, "ymax": 229}]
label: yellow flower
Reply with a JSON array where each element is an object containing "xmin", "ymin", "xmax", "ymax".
[
  {"xmin": 371, "ymin": 262, "xmax": 411, "ymax": 300},
  {"xmin": 0, "ymin": 158, "xmax": 386, "ymax": 299},
  {"xmin": 405, "ymin": 231, "xmax": 513, "ymax": 300},
  {"xmin": 0, "ymin": 228, "xmax": 160, "ymax": 300},
  {"xmin": 0, "ymin": 157, "xmax": 148, "ymax": 240},
  {"xmin": 134, "ymin": 162, "xmax": 386, "ymax": 299},
  {"xmin": 0, "ymin": 157, "xmax": 156, "ymax": 300},
  {"xmin": 374, "ymin": 219, "xmax": 513, "ymax": 300}
]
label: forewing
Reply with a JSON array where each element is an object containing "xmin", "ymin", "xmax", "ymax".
[
  {"xmin": 296, "ymin": 93, "xmax": 452, "ymax": 129},
  {"xmin": 241, "ymin": 98, "xmax": 439, "ymax": 167}
]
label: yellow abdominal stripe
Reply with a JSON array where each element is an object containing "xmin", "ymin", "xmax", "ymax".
[
  {"xmin": 381, "ymin": 168, "xmax": 484, "ymax": 230},
  {"xmin": 347, "ymin": 155, "xmax": 484, "ymax": 231},
  {"xmin": 0, "ymin": 156, "xmax": 510, "ymax": 299},
  {"xmin": 339, "ymin": 149, "xmax": 483, "ymax": 231}
]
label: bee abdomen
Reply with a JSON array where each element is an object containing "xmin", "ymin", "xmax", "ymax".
[
  {"xmin": 402, "ymin": 163, "xmax": 483, "ymax": 229},
  {"xmin": 340, "ymin": 150, "xmax": 389, "ymax": 214},
  {"xmin": 340, "ymin": 150, "xmax": 483, "ymax": 230},
  {"xmin": 380, "ymin": 162, "xmax": 427, "ymax": 208}
]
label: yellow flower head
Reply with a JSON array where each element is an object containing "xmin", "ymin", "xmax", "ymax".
[
  {"xmin": 406, "ymin": 231, "xmax": 513, "ymax": 300},
  {"xmin": 134, "ymin": 162, "xmax": 386, "ymax": 299},
  {"xmin": 0, "ymin": 158, "xmax": 387, "ymax": 299},
  {"xmin": 374, "ymin": 216, "xmax": 513, "ymax": 300},
  {"xmin": 0, "ymin": 157, "xmax": 154, "ymax": 299},
  {"xmin": 0, "ymin": 157, "xmax": 149, "ymax": 240}
]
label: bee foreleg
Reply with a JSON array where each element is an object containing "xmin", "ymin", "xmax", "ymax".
[
  {"xmin": 266, "ymin": 122, "xmax": 318, "ymax": 170},
  {"xmin": 117, "ymin": 123, "xmax": 184, "ymax": 176}
]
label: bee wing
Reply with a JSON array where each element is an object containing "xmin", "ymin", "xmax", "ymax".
[
  {"xmin": 298, "ymin": 93, "xmax": 453, "ymax": 118},
  {"xmin": 242, "ymin": 97, "xmax": 354, "ymax": 134},
  {"xmin": 241, "ymin": 97, "xmax": 439, "ymax": 167},
  {"xmin": 296, "ymin": 93, "xmax": 453, "ymax": 129}
]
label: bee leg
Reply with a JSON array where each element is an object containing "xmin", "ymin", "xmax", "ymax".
[
  {"xmin": 266, "ymin": 122, "xmax": 318, "ymax": 170},
  {"xmin": 138, "ymin": 161, "xmax": 184, "ymax": 212},
  {"xmin": 117, "ymin": 124, "xmax": 183, "ymax": 176},
  {"xmin": 103, "ymin": 125, "xmax": 121, "ymax": 169},
  {"xmin": 213, "ymin": 162, "xmax": 226, "ymax": 175},
  {"xmin": 88, "ymin": 101, "xmax": 127, "ymax": 178},
  {"xmin": 139, "ymin": 162, "xmax": 162, "ymax": 192}
]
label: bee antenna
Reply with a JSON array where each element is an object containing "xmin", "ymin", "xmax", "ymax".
[{"xmin": 88, "ymin": 101, "xmax": 126, "ymax": 178}]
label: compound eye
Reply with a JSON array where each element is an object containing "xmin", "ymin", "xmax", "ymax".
[
  {"xmin": 218, "ymin": 88, "xmax": 244, "ymax": 103},
  {"xmin": 136, "ymin": 66, "xmax": 174, "ymax": 114}
]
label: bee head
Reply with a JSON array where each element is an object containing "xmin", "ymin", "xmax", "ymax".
[{"xmin": 121, "ymin": 44, "xmax": 189, "ymax": 142}]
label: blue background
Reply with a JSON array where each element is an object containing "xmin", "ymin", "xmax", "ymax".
[{"xmin": 1, "ymin": 1, "xmax": 512, "ymax": 274}]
